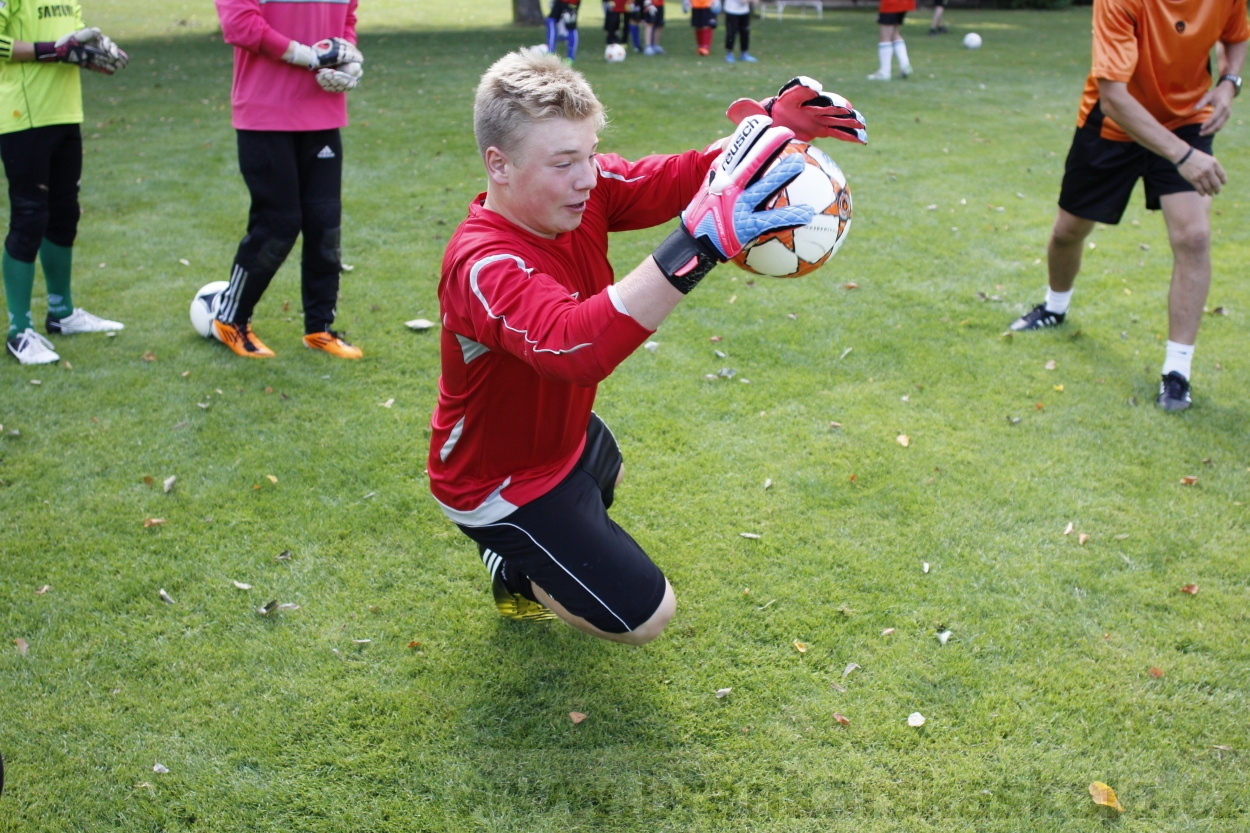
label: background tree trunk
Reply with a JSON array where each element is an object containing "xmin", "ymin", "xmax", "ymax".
[{"xmin": 513, "ymin": 0, "xmax": 544, "ymax": 25}]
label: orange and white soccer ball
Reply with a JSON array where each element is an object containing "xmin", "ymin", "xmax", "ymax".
[{"xmin": 731, "ymin": 141, "xmax": 853, "ymax": 279}]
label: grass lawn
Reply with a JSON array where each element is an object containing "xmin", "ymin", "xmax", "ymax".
[{"xmin": 2, "ymin": 1, "xmax": 1248, "ymax": 830}]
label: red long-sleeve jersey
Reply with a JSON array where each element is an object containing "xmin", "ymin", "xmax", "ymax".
[{"xmin": 429, "ymin": 148, "xmax": 717, "ymax": 525}]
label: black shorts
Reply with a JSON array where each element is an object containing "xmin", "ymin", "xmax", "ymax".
[
  {"xmin": 549, "ymin": 0, "xmax": 580, "ymax": 28},
  {"xmin": 878, "ymin": 11, "xmax": 906, "ymax": 24},
  {"xmin": 1059, "ymin": 122, "xmax": 1212, "ymax": 225},
  {"xmin": 0, "ymin": 123, "xmax": 82, "ymax": 261},
  {"xmin": 933, "ymin": 0, "xmax": 945, "ymax": 7},
  {"xmin": 692, "ymin": 7, "xmax": 717, "ymax": 27},
  {"xmin": 645, "ymin": 4, "xmax": 664, "ymax": 25},
  {"xmin": 457, "ymin": 414, "xmax": 667, "ymax": 635}
]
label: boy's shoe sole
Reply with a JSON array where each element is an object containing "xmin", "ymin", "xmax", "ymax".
[{"xmin": 1156, "ymin": 371, "xmax": 1192, "ymax": 411}]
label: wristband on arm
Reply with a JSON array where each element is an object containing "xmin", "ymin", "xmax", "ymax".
[{"xmin": 1174, "ymin": 147, "xmax": 1194, "ymax": 168}]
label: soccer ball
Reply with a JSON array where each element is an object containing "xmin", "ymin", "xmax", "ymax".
[
  {"xmin": 731, "ymin": 142, "xmax": 853, "ymax": 279},
  {"xmin": 605, "ymin": 43, "xmax": 627, "ymax": 63},
  {"xmin": 189, "ymin": 280, "xmax": 229, "ymax": 339},
  {"xmin": 963, "ymin": 32, "xmax": 982, "ymax": 49}
]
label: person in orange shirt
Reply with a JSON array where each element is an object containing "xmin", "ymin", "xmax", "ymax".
[
  {"xmin": 1010, "ymin": 0, "xmax": 1248, "ymax": 412},
  {"xmin": 867, "ymin": 0, "xmax": 915, "ymax": 80},
  {"xmin": 684, "ymin": 0, "xmax": 717, "ymax": 56}
]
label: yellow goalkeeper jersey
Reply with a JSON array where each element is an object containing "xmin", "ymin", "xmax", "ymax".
[{"xmin": 0, "ymin": 0, "xmax": 88, "ymax": 134}]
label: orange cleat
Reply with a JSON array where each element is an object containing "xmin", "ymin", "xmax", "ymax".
[
  {"xmin": 303, "ymin": 330, "xmax": 362, "ymax": 359},
  {"xmin": 212, "ymin": 319, "xmax": 275, "ymax": 358}
]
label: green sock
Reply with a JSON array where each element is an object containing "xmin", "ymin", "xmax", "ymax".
[
  {"xmin": 40, "ymin": 239, "xmax": 74, "ymax": 318},
  {"xmin": 3, "ymin": 250, "xmax": 36, "ymax": 339}
]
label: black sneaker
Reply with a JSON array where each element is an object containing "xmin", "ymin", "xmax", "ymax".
[
  {"xmin": 1009, "ymin": 303, "xmax": 1066, "ymax": 331},
  {"xmin": 1156, "ymin": 371, "xmax": 1192, "ymax": 411}
]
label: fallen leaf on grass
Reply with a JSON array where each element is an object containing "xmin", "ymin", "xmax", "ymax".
[
  {"xmin": 159, "ymin": 589, "xmax": 175, "ymax": 605},
  {"xmin": 569, "ymin": 712, "xmax": 587, "ymax": 724},
  {"xmin": 830, "ymin": 682, "xmax": 847, "ymax": 693},
  {"xmin": 1089, "ymin": 781, "xmax": 1124, "ymax": 812},
  {"xmin": 153, "ymin": 763, "xmax": 169, "ymax": 774},
  {"xmin": 1064, "ymin": 522, "xmax": 1075, "ymax": 535},
  {"xmin": 405, "ymin": 318, "xmax": 436, "ymax": 330},
  {"xmin": 163, "ymin": 476, "xmax": 176, "ymax": 493},
  {"xmin": 379, "ymin": 398, "xmax": 394, "ymax": 408},
  {"xmin": 643, "ymin": 341, "xmax": 659, "ymax": 353},
  {"xmin": 257, "ymin": 600, "xmax": 279, "ymax": 615},
  {"xmin": 14, "ymin": 637, "xmax": 28, "ymax": 656},
  {"xmin": 739, "ymin": 532, "xmax": 761, "ymax": 540},
  {"xmin": 908, "ymin": 712, "xmax": 926, "ymax": 727},
  {"xmin": 709, "ymin": 335, "xmax": 722, "ymax": 342},
  {"xmin": 762, "ymin": 478, "xmax": 772, "ymax": 490},
  {"xmin": 275, "ymin": 550, "xmax": 292, "ymax": 561},
  {"xmin": 36, "ymin": 585, "xmax": 50, "ymax": 595},
  {"xmin": 1148, "ymin": 667, "xmax": 1164, "ymax": 678},
  {"xmin": 896, "ymin": 434, "xmax": 911, "ymax": 447},
  {"xmin": 793, "ymin": 640, "xmax": 808, "ymax": 653},
  {"xmin": 266, "ymin": 475, "xmax": 278, "ymax": 484},
  {"xmin": 881, "ymin": 628, "xmax": 896, "ymax": 636},
  {"xmin": 1180, "ymin": 584, "xmax": 1199, "ymax": 595},
  {"xmin": 133, "ymin": 782, "xmax": 153, "ymax": 790},
  {"xmin": 844, "ymin": 282, "xmax": 859, "ymax": 290},
  {"xmin": 833, "ymin": 713, "xmax": 851, "ymax": 727},
  {"xmin": 1079, "ymin": 533, "xmax": 1091, "ymax": 546},
  {"xmin": 141, "ymin": 351, "xmax": 157, "ymax": 362},
  {"xmin": 842, "ymin": 662, "xmax": 860, "ymax": 679},
  {"xmin": 408, "ymin": 640, "xmax": 423, "ymax": 649},
  {"xmin": 232, "ymin": 580, "xmax": 251, "ymax": 590},
  {"xmin": 143, "ymin": 518, "xmax": 165, "ymax": 528},
  {"xmin": 830, "ymin": 421, "xmax": 843, "ymax": 430},
  {"xmin": 143, "ymin": 476, "xmax": 155, "ymax": 486},
  {"xmin": 922, "ymin": 562, "xmax": 930, "ymax": 573},
  {"xmin": 1045, "ymin": 360, "xmax": 1057, "ymax": 370},
  {"xmin": 29, "ymin": 379, "xmax": 40, "ymax": 386},
  {"xmin": 1053, "ymin": 384, "xmax": 1064, "ymax": 392},
  {"xmin": 1180, "ymin": 476, "xmax": 1198, "ymax": 485},
  {"xmin": 715, "ymin": 688, "xmax": 732, "ymax": 699},
  {"xmin": 937, "ymin": 630, "xmax": 953, "ymax": 645},
  {"xmin": 352, "ymin": 638, "xmax": 371, "ymax": 644}
]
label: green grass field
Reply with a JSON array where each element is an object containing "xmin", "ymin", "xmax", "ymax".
[{"xmin": 2, "ymin": 2, "xmax": 1248, "ymax": 830}]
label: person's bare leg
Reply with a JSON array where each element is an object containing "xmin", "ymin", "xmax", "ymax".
[
  {"xmin": 1159, "ymin": 191, "xmax": 1212, "ymax": 345},
  {"xmin": 1047, "ymin": 207, "xmax": 1097, "ymax": 292},
  {"xmin": 532, "ymin": 580, "xmax": 676, "ymax": 645}
]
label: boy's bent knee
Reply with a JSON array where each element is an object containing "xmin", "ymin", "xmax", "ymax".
[{"xmin": 619, "ymin": 582, "xmax": 675, "ymax": 645}]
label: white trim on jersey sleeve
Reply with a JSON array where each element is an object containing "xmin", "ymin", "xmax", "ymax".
[{"xmin": 607, "ymin": 283, "xmax": 630, "ymax": 317}]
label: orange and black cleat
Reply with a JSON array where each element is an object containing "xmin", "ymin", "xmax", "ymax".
[
  {"xmin": 212, "ymin": 319, "xmax": 275, "ymax": 358},
  {"xmin": 303, "ymin": 330, "xmax": 362, "ymax": 359}
]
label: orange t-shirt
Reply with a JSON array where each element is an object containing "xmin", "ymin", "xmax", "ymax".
[
  {"xmin": 1078, "ymin": 0, "xmax": 1250, "ymax": 142},
  {"xmin": 691, "ymin": 0, "xmax": 713, "ymax": 8}
]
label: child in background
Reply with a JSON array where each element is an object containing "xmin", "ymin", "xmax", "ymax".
[
  {"xmin": 684, "ymin": 0, "xmax": 717, "ymax": 57},
  {"xmin": 723, "ymin": 0, "xmax": 755, "ymax": 62},
  {"xmin": 547, "ymin": 0, "xmax": 582, "ymax": 63},
  {"xmin": 642, "ymin": 0, "xmax": 666, "ymax": 54},
  {"xmin": 867, "ymin": 0, "xmax": 914, "ymax": 80}
]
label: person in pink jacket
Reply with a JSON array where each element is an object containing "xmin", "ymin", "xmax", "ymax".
[{"xmin": 211, "ymin": 0, "xmax": 364, "ymax": 359}]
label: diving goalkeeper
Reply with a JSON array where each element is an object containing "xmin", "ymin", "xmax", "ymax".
[{"xmin": 428, "ymin": 56, "xmax": 866, "ymax": 645}]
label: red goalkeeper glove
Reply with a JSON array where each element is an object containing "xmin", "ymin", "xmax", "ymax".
[
  {"xmin": 727, "ymin": 76, "xmax": 867, "ymax": 145},
  {"xmin": 652, "ymin": 115, "xmax": 814, "ymax": 293}
]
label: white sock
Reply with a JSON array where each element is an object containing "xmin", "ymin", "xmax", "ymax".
[
  {"xmin": 1044, "ymin": 287, "xmax": 1073, "ymax": 314},
  {"xmin": 877, "ymin": 42, "xmax": 892, "ymax": 75},
  {"xmin": 1162, "ymin": 340, "xmax": 1194, "ymax": 380},
  {"xmin": 892, "ymin": 39, "xmax": 910, "ymax": 69}
]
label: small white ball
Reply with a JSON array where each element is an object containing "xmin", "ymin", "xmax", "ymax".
[
  {"xmin": 963, "ymin": 32, "xmax": 982, "ymax": 50},
  {"xmin": 341, "ymin": 61, "xmax": 363, "ymax": 78}
]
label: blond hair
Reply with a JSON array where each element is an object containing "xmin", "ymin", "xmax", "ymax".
[{"xmin": 473, "ymin": 47, "xmax": 606, "ymax": 160}]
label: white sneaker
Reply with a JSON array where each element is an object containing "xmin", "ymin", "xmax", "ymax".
[
  {"xmin": 45, "ymin": 308, "xmax": 124, "ymax": 334},
  {"xmin": 7, "ymin": 328, "xmax": 60, "ymax": 364},
  {"xmin": 866, "ymin": 70, "xmax": 891, "ymax": 80},
  {"xmin": 899, "ymin": 63, "xmax": 913, "ymax": 78}
]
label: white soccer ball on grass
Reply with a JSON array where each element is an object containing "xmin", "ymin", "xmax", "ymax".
[
  {"xmin": 604, "ymin": 43, "xmax": 627, "ymax": 63},
  {"xmin": 963, "ymin": 32, "xmax": 982, "ymax": 49},
  {"xmin": 189, "ymin": 281, "xmax": 229, "ymax": 339}
]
